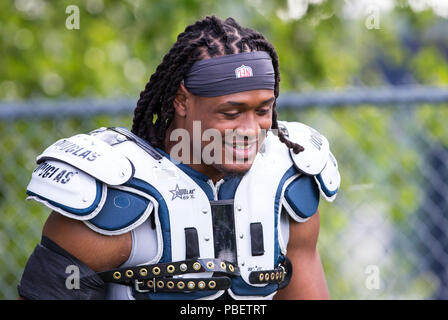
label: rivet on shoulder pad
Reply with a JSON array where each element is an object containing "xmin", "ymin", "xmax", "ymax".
[
  {"xmin": 187, "ymin": 281, "xmax": 195, "ymax": 290},
  {"xmin": 152, "ymin": 266, "xmax": 161, "ymax": 275},
  {"xmin": 167, "ymin": 265, "xmax": 175, "ymax": 273},
  {"xmin": 177, "ymin": 281, "xmax": 185, "ymax": 290},
  {"xmin": 125, "ymin": 270, "xmax": 134, "ymax": 278},
  {"xmin": 208, "ymin": 280, "xmax": 216, "ymax": 289}
]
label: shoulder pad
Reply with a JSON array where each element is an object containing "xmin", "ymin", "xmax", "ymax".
[
  {"xmin": 315, "ymin": 151, "xmax": 340, "ymax": 202},
  {"xmin": 26, "ymin": 160, "xmax": 154, "ymax": 235},
  {"xmin": 27, "ymin": 129, "xmax": 155, "ymax": 235},
  {"xmin": 282, "ymin": 174, "xmax": 320, "ymax": 222},
  {"xmin": 278, "ymin": 121, "xmax": 329, "ymax": 175},
  {"xmin": 279, "ymin": 121, "xmax": 340, "ymax": 201},
  {"xmin": 26, "ymin": 160, "xmax": 107, "ymax": 220},
  {"xmin": 84, "ymin": 187, "xmax": 154, "ymax": 235},
  {"xmin": 36, "ymin": 132, "xmax": 134, "ymax": 186}
]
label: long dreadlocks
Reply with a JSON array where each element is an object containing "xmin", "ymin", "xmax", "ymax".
[{"xmin": 131, "ymin": 16, "xmax": 304, "ymax": 154}]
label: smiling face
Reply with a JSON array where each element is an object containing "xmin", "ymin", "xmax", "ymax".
[{"xmin": 165, "ymin": 84, "xmax": 274, "ymax": 181}]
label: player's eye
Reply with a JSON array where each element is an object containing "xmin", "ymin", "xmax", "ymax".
[
  {"xmin": 221, "ymin": 112, "xmax": 240, "ymax": 118},
  {"xmin": 256, "ymin": 107, "xmax": 271, "ymax": 116}
]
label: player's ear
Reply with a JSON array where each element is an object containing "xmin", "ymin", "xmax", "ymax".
[{"xmin": 173, "ymin": 82, "xmax": 190, "ymax": 117}]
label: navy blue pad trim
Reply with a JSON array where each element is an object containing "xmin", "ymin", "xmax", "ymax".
[
  {"xmin": 316, "ymin": 173, "xmax": 338, "ymax": 197},
  {"xmin": 88, "ymin": 188, "xmax": 150, "ymax": 231},
  {"xmin": 284, "ymin": 175, "xmax": 320, "ymax": 219},
  {"xmin": 231, "ymin": 276, "xmax": 278, "ymax": 297},
  {"xmin": 123, "ymin": 178, "xmax": 172, "ymax": 263}
]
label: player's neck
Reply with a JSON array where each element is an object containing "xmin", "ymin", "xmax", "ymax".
[{"xmin": 163, "ymin": 128, "xmax": 224, "ymax": 183}]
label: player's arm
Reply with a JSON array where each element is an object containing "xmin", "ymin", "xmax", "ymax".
[
  {"xmin": 274, "ymin": 211, "xmax": 330, "ymax": 300},
  {"xmin": 18, "ymin": 211, "xmax": 131, "ymax": 300},
  {"xmin": 43, "ymin": 211, "xmax": 131, "ymax": 272},
  {"xmin": 272, "ymin": 122, "xmax": 340, "ymax": 299},
  {"xmin": 19, "ymin": 130, "xmax": 158, "ymax": 299}
]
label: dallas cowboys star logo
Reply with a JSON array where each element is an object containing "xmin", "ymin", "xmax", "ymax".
[{"xmin": 169, "ymin": 184, "xmax": 195, "ymax": 200}]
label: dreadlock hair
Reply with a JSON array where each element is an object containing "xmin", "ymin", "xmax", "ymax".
[{"xmin": 132, "ymin": 15, "xmax": 304, "ymax": 154}]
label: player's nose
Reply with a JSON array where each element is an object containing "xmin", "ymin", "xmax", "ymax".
[{"xmin": 234, "ymin": 113, "xmax": 260, "ymax": 138}]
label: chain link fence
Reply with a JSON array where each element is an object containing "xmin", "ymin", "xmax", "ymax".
[{"xmin": 1, "ymin": 86, "xmax": 448, "ymax": 299}]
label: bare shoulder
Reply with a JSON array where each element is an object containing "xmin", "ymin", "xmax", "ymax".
[
  {"xmin": 42, "ymin": 211, "xmax": 132, "ymax": 272},
  {"xmin": 287, "ymin": 211, "xmax": 320, "ymax": 252}
]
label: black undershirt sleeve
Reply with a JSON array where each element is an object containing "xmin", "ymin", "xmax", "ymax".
[{"xmin": 17, "ymin": 236, "xmax": 106, "ymax": 300}]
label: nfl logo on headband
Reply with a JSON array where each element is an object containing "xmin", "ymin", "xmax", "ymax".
[
  {"xmin": 235, "ymin": 65, "xmax": 253, "ymax": 78},
  {"xmin": 184, "ymin": 52, "xmax": 274, "ymax": 96}
]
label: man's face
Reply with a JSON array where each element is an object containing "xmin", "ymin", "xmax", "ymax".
[{"xmin": 177, "ymin": 89, "xmax": 274, "ymax": 177}]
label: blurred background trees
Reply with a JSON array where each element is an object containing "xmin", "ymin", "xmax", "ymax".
[{"xmin": 2, "ymin": 0, "xmax": 448, "ymax": 100}]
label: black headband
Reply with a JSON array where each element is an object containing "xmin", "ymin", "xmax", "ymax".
[{"xmin": 184, "ymin": 51, "xmax": 275, "ymax": 97}]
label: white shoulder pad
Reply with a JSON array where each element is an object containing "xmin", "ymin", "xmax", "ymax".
[
  {"xmin": 314, "ymin": 151, "xmax": 341, "ymax": 202},
  {"xmin": 26, "ymin": 160, "xmax": 107, "ymax": 220},
  {"xmin": 36, "ymin": 133, "xmax": 134, "ymax": 186},
  {"xmin": 278, "ymin": 121, "xmax": 329, "ymax": 175}
]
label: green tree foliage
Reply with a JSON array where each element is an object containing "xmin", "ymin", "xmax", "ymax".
[{"xmin": 1, "ymin": 0, "xmax": 448, "ymax": 99}]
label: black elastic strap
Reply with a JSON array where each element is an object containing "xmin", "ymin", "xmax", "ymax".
[
  {"xmin": 247, "ymin": 255, "xmax": 293, "ymax": 289},
  {"xmin": 134, "ymin": 276, "xmax": 231, "ymax": 293},
  {"xmin": 184, "ymin": 227, "xmax": 200, "ymax": 259},
  {"xmin": 98, "ymin": 258, "xmax": 240, "ymax": 284},
  {"xmin": 18, "ymin": 236, "xmax": 106, "ymax": 300}
]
